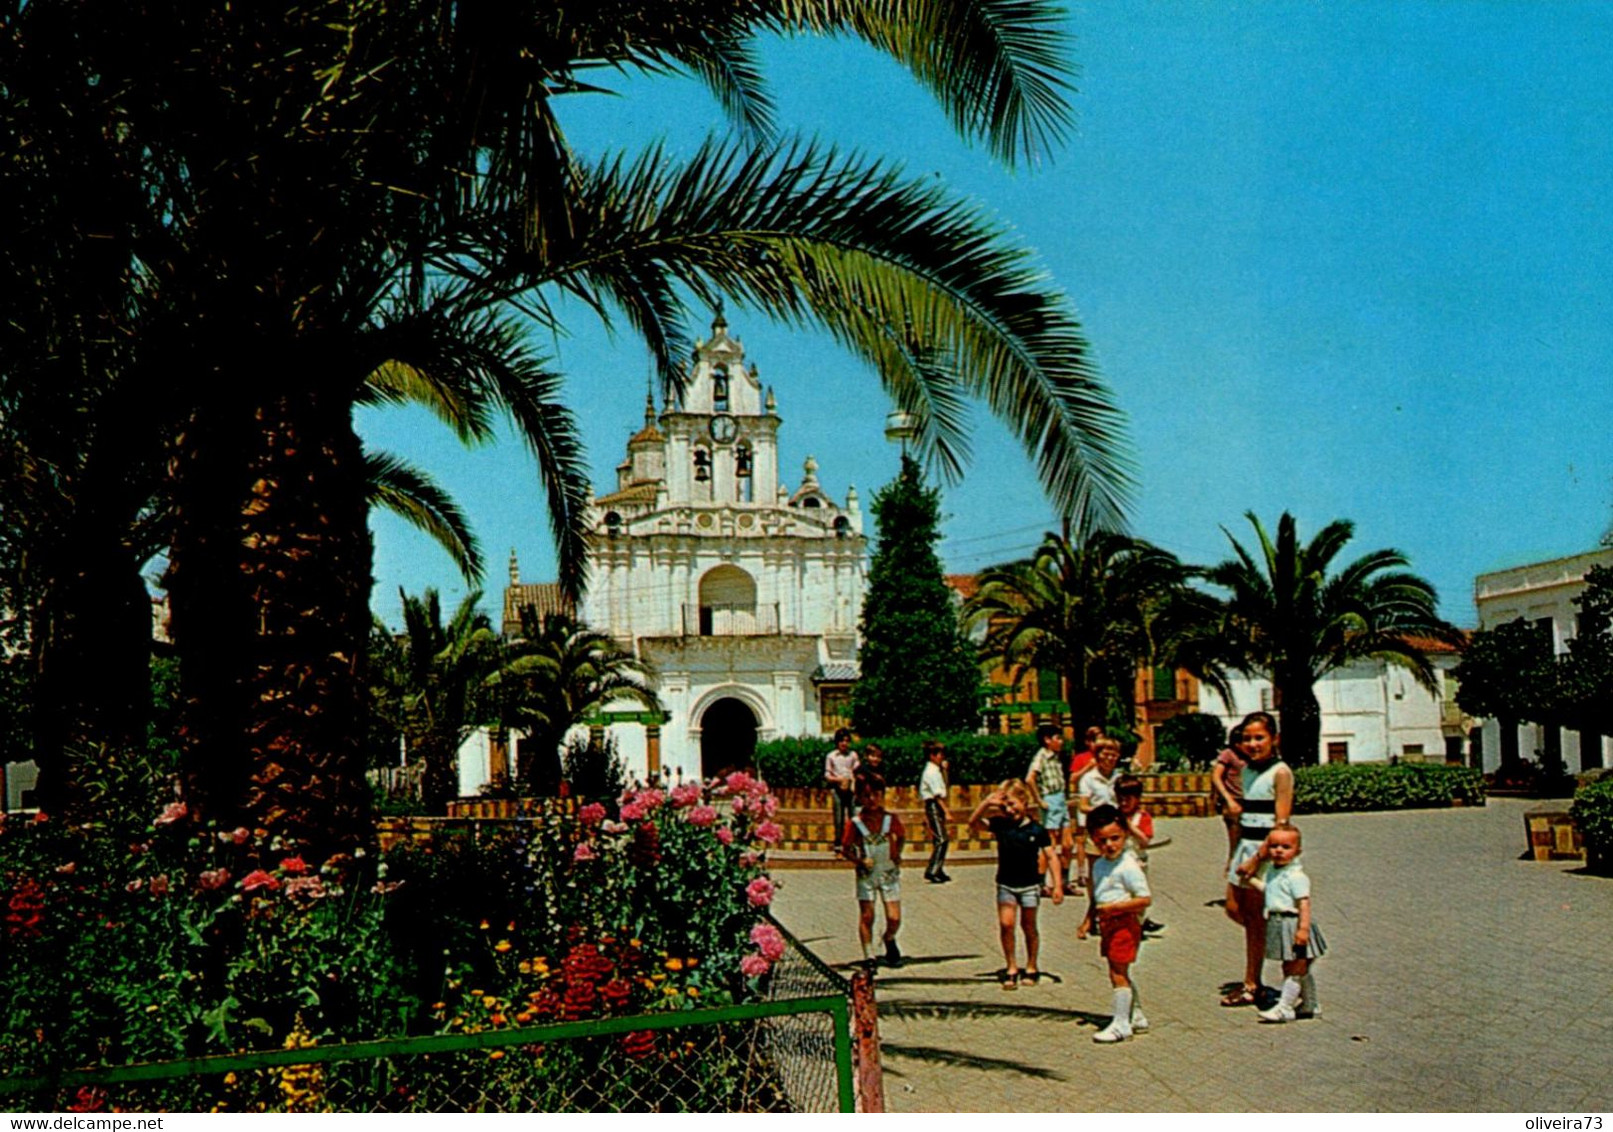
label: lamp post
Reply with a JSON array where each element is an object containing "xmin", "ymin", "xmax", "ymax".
[{"xmin": 882, "ymin": 409, "xmax": 917, "ymax": 455}]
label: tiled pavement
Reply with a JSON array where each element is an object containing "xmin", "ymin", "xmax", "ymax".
[{"xmin": 771, "ymin": 797, "xmax": 1613, "ymax": 1112}]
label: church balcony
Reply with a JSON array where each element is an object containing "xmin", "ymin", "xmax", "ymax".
[{"xmin": 683, "ymin": 602, "xmax": 781, "ymax": 636}]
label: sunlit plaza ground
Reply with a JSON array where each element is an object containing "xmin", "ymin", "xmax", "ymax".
[{"xmin": 774, "ymin": 797, "xmax": 1613, "ymax": 1112}]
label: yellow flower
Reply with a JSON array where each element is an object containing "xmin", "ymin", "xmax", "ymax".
[
  {"xmin": 479, "ymin": 920, "xmax": 490, "ymax": 930},
  {"xmin": 686, "ymin": 958, "xmax": 698, "ymax": 968},
  {"xmin": 431, "ymin": 1002, "xmax": 446, "ymax": 1011},
  {"xmin": 517, "ymin": 961, "xmax": 532, "ymax": 974},
  {"xmin": 489, "ymin": 1050, "xmax": 505, "ymax": 1061},
  {"xmin": 494, "ymin": 940, "xmax": 512, "ymax": 953},
  {"xmin": 688, "ymin": 987, "xmax": 700, "ymax": 998},
  {"xmin": 664, "ymin": 958, "xmax": 684, "ymax": 972},
  {"xmin": 482, "ymin": 995, "xmax": 498, "ymax": 1009},
  {"xmin": 662, "ymin": 986, "xmax": 678, "ymax": 996},
  {"xmin": 470, "ymin": 988, "xmax": 485, "ymax": 997},
  {"xmin": 145, "ymin": 1005, "xmax": 159, "ymax": 1013},
  {"xmin": 630, "ymin": 939, "xmax": 643, "ymax": 948},
  {"xmin": 224, "ymin": 1073, "xmax": 238, "ymax": 1087}
]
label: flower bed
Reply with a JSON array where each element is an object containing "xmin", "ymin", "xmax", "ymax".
[
  {"xmin": 0, "ymin": 773, "xmax": 786, "ymax": 1111},
  {"xmin": 1569, "ymin": 775, "xmax": 1613, "ymax": 873}
]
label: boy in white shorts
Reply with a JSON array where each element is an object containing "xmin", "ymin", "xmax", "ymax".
[{"xmin": 841, "ymin": 773, "xmax": 905, "ymax": 967}]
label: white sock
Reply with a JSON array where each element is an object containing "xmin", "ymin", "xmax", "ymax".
[
  {"xmin": 1279, "ymin": 977, "xmax": 1302, "ymax": 1010},
  {"xmin": 1111, "ymin": 987, "xmax": 1134, "ymax": 1034},
  {"xmin": 1129, "ymin": 982, "xmax": 1148, "ymax": 1027},
  {"xmin": 1299, "ymin": 973, "xmax": 1320, "ymax": 1013}
]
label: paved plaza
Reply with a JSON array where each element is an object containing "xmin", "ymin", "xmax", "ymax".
[{"xmin": 773, "ymin": 797, "xmax": 1613, "ymax": 1112}]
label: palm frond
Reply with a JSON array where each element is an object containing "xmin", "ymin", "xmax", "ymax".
[{"xmin": 364, "ymin": 449, "xmax": 484, "ymax": 584}]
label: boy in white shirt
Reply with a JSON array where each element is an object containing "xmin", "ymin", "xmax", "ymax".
[
  {"xmin": 918, "ymin": 740, "xmax": 951, "ymax": 883},
  {"xmin": 1077, "ymin": 803, "xmax": 1151, "ymax": 1043},
  {"xmin": 1074, "ymin": 737, "xmax": 1121, "ymax": 888}
]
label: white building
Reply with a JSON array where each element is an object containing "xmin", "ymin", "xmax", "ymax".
[
  {"xmin": 507, "ymin": 316, "xmax": 867, "ymax": 783},
  {"xmin": 1203, "ymin": 643, "xmax": 1467, "ymax": 764},
  {"xmin": 1472, "ymin": 547, "xmax": 1613, "ymax": 774}
]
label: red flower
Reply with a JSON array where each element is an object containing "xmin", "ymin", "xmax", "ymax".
[
  {"xmin": 148, "ymin": 874, "xmax": 170, "ymax": 897},
  {"xmin": 621, "ymin": 1030, "xmax": 656, "ymax": 1060},
  {"xmin": 240, "ymin": 869, "xmax": 281, "ymax": 893},
  {"xmin": 579, "ymin": 803, "xmax": 607, "ymax": 826},
  {"xmin": 745, "ymin": 877, "xmax": 776, "ymax": 907},
  {"xmin": 5, "ymin": 877, "xmax": 45, "ymax": 938},
  {"xmin": 66, "ymin": 1087, "xmax": 107, "ymax": 1113},
  {"xmin": 197, "ymin": 869, "xmax": 230, "ymax": 892},
  {"xmin": 599, "ymin": 977, "xmax": 635, "ymax": 1010},
  {"xmin": 279, "ymin": 856, "xmax": 309, "ymax": 875}
]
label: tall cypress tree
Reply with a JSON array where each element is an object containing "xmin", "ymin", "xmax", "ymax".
[{"xmin": 852, "ymin": 455, "xmax": 981, "ymax": 736}]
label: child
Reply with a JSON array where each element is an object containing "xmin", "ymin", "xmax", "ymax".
[
  {"xmin": 841, "ymin": 773, "xmax": 904, "ymax": 967},
  {"xmin": 968, "ymin": 779, "xmax": 1062, "ymax": 989},
  {"xmin": 1240, "ymin": 825, "xmax": 1326, "ymax": 1022},
  {"xmin": 1114, "ymin": 775, "xmax": 1163, "ymax": 935},
  {"xmin": 1065, "ymin": 727, "xmax": 1103, "ymax": 888},
  {"xmin": 1074, "ymin": 737, "xmax": 1122, "ymax": 889},
  {"xmin": 919, "ymin": 740, "xmax": 952, "ymax": 884},
  {"xmin": 1025, "ymin": 724, "xmax": 1069, "ymax": 893},
  {"xmin": 1221, "ymin": 711, "xmax": 1292, "ymax": 1008},
  {"xmin": 1078, "ymin": 803, "xmax": 1152, "ymax": 1043}
]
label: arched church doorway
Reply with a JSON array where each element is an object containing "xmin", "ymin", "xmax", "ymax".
[{"xmin": 700, "ymin": 697, "xmax": 758, "ymax": 778}]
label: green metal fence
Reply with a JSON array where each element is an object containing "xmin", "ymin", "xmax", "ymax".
[{"xmin": 0, "ymin": 917, "xmax": 855, "ymax": 1113}]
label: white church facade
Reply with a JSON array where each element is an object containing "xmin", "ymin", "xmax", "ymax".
[{"xmin": 507, "ymin": 316, "xmax": 867, "ymax": 784}]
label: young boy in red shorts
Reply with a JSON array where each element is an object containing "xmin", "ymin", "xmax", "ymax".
[{"xmin": 1077, "ymin": 803, "xmax": 1151, "ymax": 1043}]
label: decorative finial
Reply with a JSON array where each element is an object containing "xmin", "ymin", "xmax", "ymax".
[
  {"xmin": 508, "ymin": 548, "xmax": 520, "ymax": 585},
  {"xmin": 712, "ymin": 304, "xmax": 727, "ymax": 334},
  {"xmin": 803, "ymin": 454, "xmax": 819, "ymax": 483},
  {"xmin": 644, "ymin": 390, "xmax": 656, "ymax": 427},
  {"xmin": 765, "ymin": 386, "xmax": 776, "ymax": 413}
]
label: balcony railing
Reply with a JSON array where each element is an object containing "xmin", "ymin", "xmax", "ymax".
[{"xmin": 683, "ymin": 602, "xmax": 781, "ymax": 636}]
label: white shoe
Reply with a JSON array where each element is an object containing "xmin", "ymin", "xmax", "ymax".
[
  {"xmin": 1092, "ymin": 1023, "xmax": 1132, "ymax": 1043},
  {"xmin": 1258, "ymin": 1002, "xmax": 1296, "ymax": 1024},
  {"xmin": 1130, "ymin": 1011, "xmax": 1150, "ymax": 1033}
]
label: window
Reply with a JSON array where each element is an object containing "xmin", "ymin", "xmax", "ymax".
[
  {"xmin": 693, "ymin": 448, "xmax": 711, "ymax": 481},
  {"xmin": 735, "ymin": 442, "xmax": 753, "ymax": 502},
  {"xmin": 802, "ymin": 496, "xmax": 821, "ymax": 508},
  {"xmin": 1401, "ymin": 743, "xmax": 1424, "ymax": 763},
  {"xmin": 1259, "ymin": 687, "xmax": 1275, "ymax": 711},
  {"xmin": 1151, "ymin": 665, "xmax": 1175, "ymax": 701},
  {"xmin": 1036, "ymin": 668, "xmax": 1061, "ymax": 703},
  {"xmin": 712, "ymin": 367, "xmax": 729, "ymax": 412},
  {"xmin": 604, "ymin": 511, "xmax": 622, "ymax": 538},
  {"xmin": 1326, "ymin": 741, "xmax": 1349, "ymax": 764}
]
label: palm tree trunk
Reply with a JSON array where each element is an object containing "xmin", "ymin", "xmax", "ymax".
[
  {"xmin": 165, "ymin": 372, "xmax": 372, "ymax": 853},
  {"xmin": 420, "ymin": 735, "xmax": 459, "ymax": 815},
  {"xmin": 1274, "ymin": 666, "xmax": 1322, "ymax": 767}
]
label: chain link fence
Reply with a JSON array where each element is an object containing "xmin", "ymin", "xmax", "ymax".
[{"xmin": 0, "ymin": 916, "xmax": 857, "ymax": 1114}]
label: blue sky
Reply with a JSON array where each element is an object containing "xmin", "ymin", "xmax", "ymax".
[{"xmin": 361, "ymin": 2, "xmax": 1613, "ymax": 630}]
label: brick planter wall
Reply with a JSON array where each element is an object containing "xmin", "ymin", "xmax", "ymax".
[
  {"xmin": 771, "ymin": 773, "xmax": 1213, "ymax": 854},
  {"xmin": 1524, "ymin": 808, "xmax": 1586, "ymax": 861}
]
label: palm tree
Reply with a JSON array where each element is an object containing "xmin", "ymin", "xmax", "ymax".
[
  {"xmin": 369, "ymin": 589, "xmax": 542, "ymax": 815},
  {"xmin": 501, "ymin": 607, "xmax": 657, "ymax": 796},
  {"xmin": 965, "ymin": 529, "xmax": 1220, "ymax": 736},
  {"xmin": 7, "ymin": 2, "xmax": 1132, "ymax": 848},
  {"xmin": 1203, "ymin": 512, "xmax": 1461, "ymax": 767}
]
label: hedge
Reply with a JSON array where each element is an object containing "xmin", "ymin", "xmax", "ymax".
[
  {"xmin": 753, "ymin": 732, "xmax": 1042, "ymax": 789},
  {"xmin": 1293, "ymin": 762, "xmax": 1486, "ymax": 814},
  {"xmin": 1569, "ymin": 774, "xmax": 1613, "ymax": 871}
]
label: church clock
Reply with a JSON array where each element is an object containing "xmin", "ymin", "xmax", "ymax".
[{"xmin": 708, "ymin": 413, "xmax": 737, "ymax": 444}]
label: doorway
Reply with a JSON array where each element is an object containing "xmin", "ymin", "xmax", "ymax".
[{"xmin": 700, "ymin": 697, "xmax": 758, "ymax": 778}]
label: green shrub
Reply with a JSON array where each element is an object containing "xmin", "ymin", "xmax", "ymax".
[
  {"xmin": 1154, "ymin": 713, "xmax": 1227, "ymax": 771},
  {"xmin": 1293, "ymin": 762, "xmax": 1486, "ymax": 814},
  {"xmin": 1570, "ymin": 776, "xmax": 1613, "ymax": 871},
  {"xmin": 754, "ymin": 732, "xmax": 1042, "ymax": 788}
]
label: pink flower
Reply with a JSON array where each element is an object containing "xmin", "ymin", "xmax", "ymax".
[
  {"xmin": 197, "ymin": 869, "xmax": 230, "ymax": 891},
  {"xmin": 747, "ymin": 779, "xmax": 771, "ymax": 799},
  {"xmin": 755, "ymin": 820, "xmax": 783, "ymax": 846},
  {"xmin": 637, "ymin": 789, "xmax": 665, "ymax": 810},
  {"xmin": 573, "ymin": 843, "xmax": 597, "ymax": 862},
  {"xmin": 601, "ymin": 819, "xmax": 628, "ymax": 834},
  {"xmin": 154, "ymin": 802, "xmax": 188, "ymax": 827},
  {"xmin": 725, "ymin": 771, "xmax": 754, "ymax": 795},
  {"xmin": 715, "ymin": 826, "xmax": 735, "ymax": 846},
  {"xmin": 686, "ymin": 805, "xmax": 718, "ymax": 827},
  {"xmin": 148, "ymin": 874, "xmax": 170, "ymax": 897},
  {"xmin": 284, "ymin": 876, "xmax": 327, "ymax": 901},
  {"xmin": 619, "ymin": 802, "xmax": 646, "ymax": 822},
  {"xmin": 756, "ymin": 794, "xmax": 779, "ymax": 817},
  {"xmin": 739, "ymin": 851, "xmax": 762, "ymax": 869},
  {"xmin": 579, "ymin": 803, "xmax": 607, "ymax": 826},
  {"xmin": 671, "ymin": 783, "xmax": 702, "ymax": 808},
  {"xmin": 730, "ymin": 795, "xmax": 749, "ymax": 814},
  {"xmin": 279, "ymin": 856, "xmax": 309, "ymax": 875},
  {"xmin": 745, "ymin": 877, "xmax": 775, "ymax": 907},
  {"xmin": 750, "ymin": 922, "xmax": 787, "ymax": 961},
  {"xmin": 739, "ymin": 953, "xmax": 772, "ymax": 978},
  {"xmin": 240, "ymin": 869, "xmax": 280, "ymax": 893}
]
